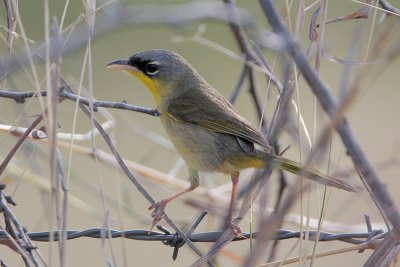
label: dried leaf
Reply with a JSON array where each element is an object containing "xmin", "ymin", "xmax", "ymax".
[{"xmin": 326, "ymin": 6, "xmax": 371, "ymax": 24}]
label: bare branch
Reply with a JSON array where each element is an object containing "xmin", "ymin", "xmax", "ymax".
[{"xmin": 0, "ymin": 88, "xmax": 161, "ymax": 116}]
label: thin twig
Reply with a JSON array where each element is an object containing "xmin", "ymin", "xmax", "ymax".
[{"xmin": 229, "ymin": 57, "xmax": 248, "ymax": 104}]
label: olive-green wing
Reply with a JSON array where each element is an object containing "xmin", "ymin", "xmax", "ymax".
[{"xmin": 166, "ymin": 88, "xmax": 271, "ymax": 150}]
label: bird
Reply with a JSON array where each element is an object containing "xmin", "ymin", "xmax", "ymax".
[{"xmin": 107, "ymin": 49, "xmax": 358, "ymax": 233}]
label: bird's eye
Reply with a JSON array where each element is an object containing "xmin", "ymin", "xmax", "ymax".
[{"xmin": 145, "ymin": 62, "xmax": 159, "ymax": 76}]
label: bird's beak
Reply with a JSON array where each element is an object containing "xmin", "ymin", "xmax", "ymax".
[{"xmin": 106, "ymin": 59, "xmax": 138, "ymax": 74}]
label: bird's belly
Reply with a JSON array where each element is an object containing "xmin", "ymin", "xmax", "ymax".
[{"xmin": 161, "ymin": 117, "xmax": 229, "ymax": 172}]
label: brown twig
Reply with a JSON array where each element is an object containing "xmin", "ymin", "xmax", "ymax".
[{"xmin": 48, "ymin": 19, "xmax": 69, "ymax": 267}]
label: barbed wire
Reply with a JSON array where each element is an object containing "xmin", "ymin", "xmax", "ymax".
[
  {"xmin": 5, "ymin": 227, "xmax": 384, "ymax": 244},
  {"xmin": 0, "ymin": 210, "xmax": 385, "ymax": 261},
  {"xmin": 0, "ymin": 181, "xmax": 386, "ymax": 262}
]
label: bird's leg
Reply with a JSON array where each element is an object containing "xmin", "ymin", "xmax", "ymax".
[
  {"xmin": 225, "ymin": 171, "xmax": 242, "ymax": 236},
  {"xmin": 148, "ymin": 169, "xmax": 199, "ymax": 230}
]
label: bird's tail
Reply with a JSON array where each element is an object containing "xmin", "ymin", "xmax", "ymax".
[{"xmin": 251, "ymin": 153, "xmax": 360, "ymax": 192}]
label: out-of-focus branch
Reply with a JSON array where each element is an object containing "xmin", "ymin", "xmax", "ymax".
[
  {"xmin": 1, "ymin": 0, "xmax": 15, "ymax": 87},
  {"xmin": 379, "ymin": 0, "xmax": 400, "ymax": 16}
]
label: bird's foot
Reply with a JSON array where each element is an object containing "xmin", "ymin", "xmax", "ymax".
[
  {"xmin": 148, "ymin": 200, "xmax": 168, "ymax": 231},
  {"xmin": 225, "ymin": 221, "xmax": 243, "ymax": 237}
]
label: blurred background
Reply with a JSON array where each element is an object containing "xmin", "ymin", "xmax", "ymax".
[{"xmin": 0, "ymin": 0, "xmax": 399, "ymax": 266}]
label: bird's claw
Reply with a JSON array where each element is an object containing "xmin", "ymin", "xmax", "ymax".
[{"xmin": 148, "ymin": 200, "xmax": 168, "ymax": 231}]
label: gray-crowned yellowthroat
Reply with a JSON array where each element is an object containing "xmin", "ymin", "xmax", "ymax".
[{"xmin": 107, "ymin": 50, "xmax": 358, "ymax": 232}]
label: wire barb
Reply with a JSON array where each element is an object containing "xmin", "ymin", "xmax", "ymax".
[{"xmin": 158, "ymin": 210, "xmax": 209, "ymax": 260}]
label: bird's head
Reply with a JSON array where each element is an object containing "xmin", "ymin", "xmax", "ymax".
[{"xmin": 107, "ymin": 50, "xmax": 196, "ymax": 106}]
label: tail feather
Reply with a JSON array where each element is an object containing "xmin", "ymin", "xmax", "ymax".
[{"xmin": 266, "ymin": 154, "xmax": 360, "ymax": 192}]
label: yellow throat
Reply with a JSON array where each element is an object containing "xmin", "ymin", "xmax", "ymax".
[{"xmin": 126, "ymin": 70, "xmax": 160, "ymax": 106}]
